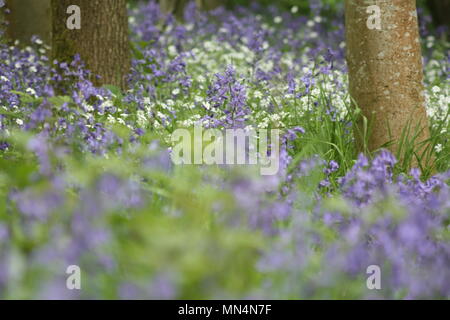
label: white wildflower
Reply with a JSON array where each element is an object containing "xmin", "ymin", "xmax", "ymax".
[
  {"xmin": 25, "ymin": 88, "xmax": 37, "ymax": 96},
  {"xmin": 254, "ymin": 91, "xmax": 263, "ymax": 99},
  {"xmin": 107, "ymin": 115, "xmax": 116, "ymax": 124},
  {"xmin": 143, "ymin": 97, "xmax": 151, "ymax": 105},
  {"xmin": 431, "ymin": 86, "xmax": 441, "ymax": 94},
  {"xmin": 168, "ymin": 45, "xmax": 177, "ymax": 57},
  {"xmin": 82, "ymin": 102, "xmax": 94, "ymax": 112},
  {"xmin": 137, "ymin": 110, "xmax": 147, "ymax": 127}
]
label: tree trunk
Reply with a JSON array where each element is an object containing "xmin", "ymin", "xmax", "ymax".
[
  {"xmin": 345, "ymin": 0, "xmax": 432, "ymax": 168},
  {"xmin": 160, "ymin": 0, "xmax": 188, "ymax": 21},
  {"xmin": 159, "ymin": 0, "xmax": 222, "ymax": 20},
  {"xmin": 427, "ymin": 0, "xmax": 450, "ymax": 29},
  {"xmin": 0, "ymin": 3, "xmax": 6, "ymax": 39},
  {"xmin": 196, "ymin": 0, "xmax": 222, "ymax": 11},
  {"xmin": 52, "ymin": 0, "xmax": 130, "ymax": 89},
  {"xmin": 4, "ymin": 0, "xmax": 52, "ymax": 45}
]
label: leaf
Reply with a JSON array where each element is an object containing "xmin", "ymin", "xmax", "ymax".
[
  {"xmin": 10, "ymin": 90, "xmax": 42, "ymax": 104},
  {"xmin": 103, "ymin": 85, "xmax": 123, "ymax": 99},
  {"xmin": 48, "ymin": 95, "xmax": 72, "ymax": 107}
]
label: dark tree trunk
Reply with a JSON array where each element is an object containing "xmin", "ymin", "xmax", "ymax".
[
  {"xmin": 196, "ymin": 0, "xmax": 222, "ymax": 11},
  {"xmin": 0, "ymin": 4, "xmax": 6, "ymax": 39},
  {"xmin": 4, "ymin": 0, "xmax": 52, "ymax": 45},
  {"xmin": 159, "ymin": 0, "xmax": 222, "ymax": 21},
  {"xmin": 427, "ymin": 0, "xmax": 450, "ymax": 29},
  {"xmin": 52, "ymin": 0, "xmax": 131, "ymax": 89},
  {"xmin": 160, "ymin": 0, "xmax": 188, "ymax": 21}
]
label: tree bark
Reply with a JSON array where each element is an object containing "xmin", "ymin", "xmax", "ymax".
[
  {"xmin": 52, "ymin": 0, "xmax": 130, "ymax": 89},
  {"xmin": 4, "ymin": 0, "xmax": 52, "ymax": 45},
  {"xmin": 345, "ymin": 0, "xmax": 432, "ymax": 168}
]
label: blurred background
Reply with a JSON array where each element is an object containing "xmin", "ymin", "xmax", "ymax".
[{"xmin": 137, "ymin": 0, "xmax": 449, "ymax": 30}]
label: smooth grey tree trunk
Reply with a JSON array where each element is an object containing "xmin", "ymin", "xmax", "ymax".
[{"xmin": 345, "ymin": 0, "xmax": 432, "ymax": 168}]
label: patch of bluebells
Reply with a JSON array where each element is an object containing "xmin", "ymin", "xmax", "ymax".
[
  {"xmin": 2, "ymin": 125, "xmax": 450, "ymax": 299},
  {"xmin": 319, "ymin": 159, "xmax": 339, "ymax": 189},
  {"xmin": 0, "ymin": 40, "xmax": 125, "ymax": 155},
  {"xmin": 256, "ymin": 151, "xmax": 450, "ymax": 299},
  {"xmin": 203, "ymin": 65, "xmax": 249, "ymax": 128},
  {"xmin": 0, "ymin": 131, "xmax": 149, "ymax": 298},
  {"xmin": 0, "ymin": 0, "xmax": 449, "ymax": 299}
]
